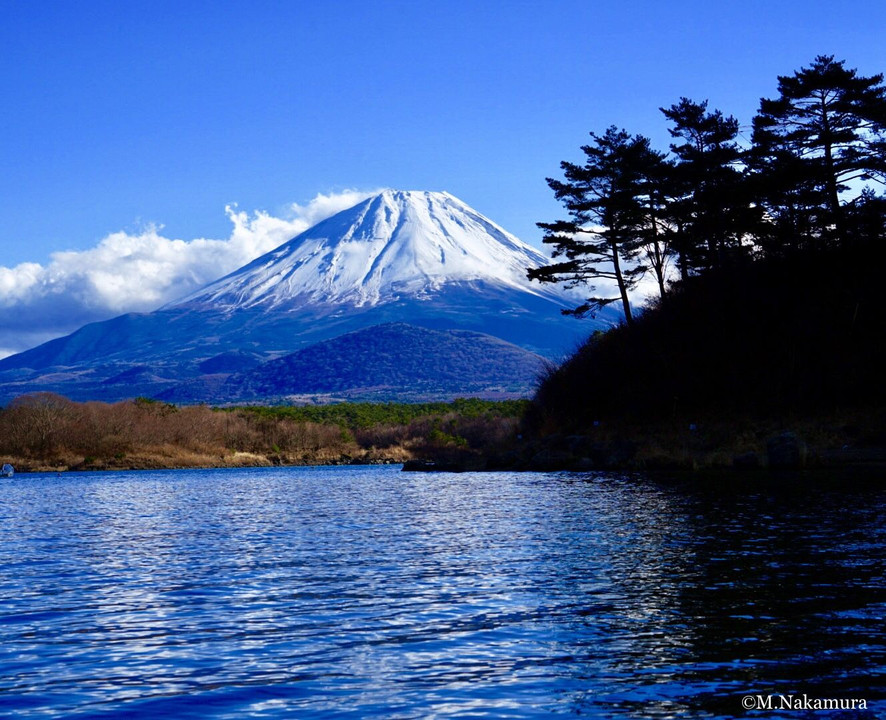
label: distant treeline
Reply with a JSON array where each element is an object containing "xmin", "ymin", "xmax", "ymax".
[
  {"xmin": 0, "ymin": 394, "xmax": 526, "ymax": 471},
  {"xmin": 235, "ymin": 397, "xmax": 529, "ymax": 428}
]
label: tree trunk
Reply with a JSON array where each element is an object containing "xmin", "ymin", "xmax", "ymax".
[
  {"xmin": 819, "ymin": 95, "xmax": 845, "ymax": 243},
  {"xmin": 647, "ymin": 201, "xmax": 667, "ymax": 298},
  {"xmin": 610, "ymin": 240, "xmax": 634, "ymax": 325},
  {"xmin": 677, "ymin": 224, "xmax": 690, "ymax": 281},
  {"xmin": 647, "ymin": 241, "xmax": 666, "ymax": 298}
]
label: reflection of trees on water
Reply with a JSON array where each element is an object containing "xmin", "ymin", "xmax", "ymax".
[
  {"xmin": 669, "ymin": 480, "xmax": 886, "ymax": 702},
  {"xmin": 547, "ymin": 474, "xmax": 886, "ymax": 717}
]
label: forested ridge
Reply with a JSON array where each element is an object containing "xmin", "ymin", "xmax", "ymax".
[{"xmin": 526, "ymin": 56, "xmax": 886, "ymax": 449}]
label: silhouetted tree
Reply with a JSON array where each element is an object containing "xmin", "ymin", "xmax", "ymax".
[
  {"xmin": 845, "ymin": 188, "xmax": 886, "ymax": 247},
  {"xmin": 661, "ymin": 98, "xmax": 753, "ymax": 273},
  {"xmin": 637, "ymin": 147, "xmax": 674, "ymax": 298},
  {"xmin": 525, "ymin": 55, "xmax": 886, "ymax": 436},
  {"xmin": 751, "ymin": 55, "xmax": 886, "ymax": 249},
  {"xmin": 529, "ymin": 127, "xmax": 667, "ymax": 325}
]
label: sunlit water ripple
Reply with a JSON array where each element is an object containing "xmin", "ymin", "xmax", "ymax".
[{"xmin": 0, "ymin": 466, "xmax": 883, "ymax": 718}]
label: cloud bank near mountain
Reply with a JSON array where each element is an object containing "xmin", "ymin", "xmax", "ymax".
[{"xmin": 0, "ymin": 190, "xmax": 377, "ymax": 357}]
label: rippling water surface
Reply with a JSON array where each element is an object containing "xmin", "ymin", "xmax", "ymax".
[{"xmin": 0, "ymin": 466, "xmax": 884, "ymax": 718}]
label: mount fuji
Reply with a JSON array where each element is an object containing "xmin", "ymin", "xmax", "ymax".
[
  {"xmin": 0, "ymin": 190, "xmax": 617, "ymax": 403},
  {"xmin": 174, "ymin": 190, "xmax": 562, "ymax": 311}
]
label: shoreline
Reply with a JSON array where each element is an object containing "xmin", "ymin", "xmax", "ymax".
[
  {"xmin": 7, "ymin": 450, "xmax": 886, "ymax": 477},
  {"xmin": 5, "ymin": 445, "xmax": 886, "ymax": 477},
  {"xmin": 5, "ymin": 410, "xmax": 885, "ymax": 477},
  {"xmin": 1, "ymin": 452, "xmax": 406, "ymax": 475}
]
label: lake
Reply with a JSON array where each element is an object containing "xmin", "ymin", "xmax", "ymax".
[{"xmin": 0, "ymin": 466, "xmax": 883, "ymax": 718}]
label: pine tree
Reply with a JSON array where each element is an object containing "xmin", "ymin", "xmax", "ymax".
[
  {"xmin": 661, "ymin": 98, "xmax": 752, "ymax": 274},
  {"xmin": 528, "ymin": 127, "xmax": 665, "ymax": 325},
  {"xmin": 636, "ymin": 144, "xmax": 674, "ymax": 299},
  {"xmin": 751, "ymin": 55, "xmax": 886, "ymax": 249}
]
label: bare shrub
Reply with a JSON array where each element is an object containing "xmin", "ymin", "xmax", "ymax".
[
  {"xmin": 0, "ymin": 393, "xmax": 78, "ymax": 456},
  {"xmin": 449, "ymin": 415, "xmax": 520, "ymax": 449},
  {"xmin": 353, "ymin": 423, "xmax": 410, "ymax": 449},
  {"xmin": 66, "ymin": 400, "xmax": 133, "ymax": 457}
]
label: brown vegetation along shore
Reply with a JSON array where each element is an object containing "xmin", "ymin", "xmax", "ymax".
[
  {"xmin": 0, "ymin": 393, "xmax": 523, "ymax": 473},
  {"xmin": 2, "ymin": 392, "xmax": 882, "ymax": 476}
]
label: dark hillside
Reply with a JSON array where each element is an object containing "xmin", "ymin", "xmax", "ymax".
[
  {"xmin": 226, "ymin": 323, "xmax": 546, "ymax": 402},
  {"xmin": 527, "ymin": 242, "xmax": 886, "ymax": 435}
]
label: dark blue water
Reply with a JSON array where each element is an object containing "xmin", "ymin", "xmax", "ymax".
[{"xmin": 0, "ymin": 466, "xmax": 883, "ymax": 718}]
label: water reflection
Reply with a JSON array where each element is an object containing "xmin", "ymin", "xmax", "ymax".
[{"xmin": 0, "ymin": 467, "xmax": 883, "ymax": 718}]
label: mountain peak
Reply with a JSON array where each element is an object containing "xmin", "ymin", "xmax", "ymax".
[
  {"xmin": 169, "ymin": 189, "xmax": 563, "ymax": 311},
  {"xmin": 0, "ymin": 189, "xmax": 616, "ymax": 402}
]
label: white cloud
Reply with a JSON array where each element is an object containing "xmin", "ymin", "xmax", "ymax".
[
  {"xmin": 0, "ymin": 189, "xmax": 379, "ymax": 358},
  {"xmin": 285, "ymin": 189, "xmax": 380, "ymax": 229}
]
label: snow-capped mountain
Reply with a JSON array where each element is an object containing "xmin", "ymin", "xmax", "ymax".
[
  {"xmin": 171, "ymin": 190, "xmax": 569, "ymax": 311},
  {"xmin": 0, "ymin": 190, "xmax": 616, "ymax": 403}
]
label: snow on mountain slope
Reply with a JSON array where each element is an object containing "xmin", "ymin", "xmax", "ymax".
[{"xmin": 170, "ymin": 190, "xmax": 570, "ymax": 311}]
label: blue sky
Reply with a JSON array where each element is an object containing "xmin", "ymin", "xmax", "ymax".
[{"xmin": 1, "ymin": 0, "xmax": 885, "ymax": 354}]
